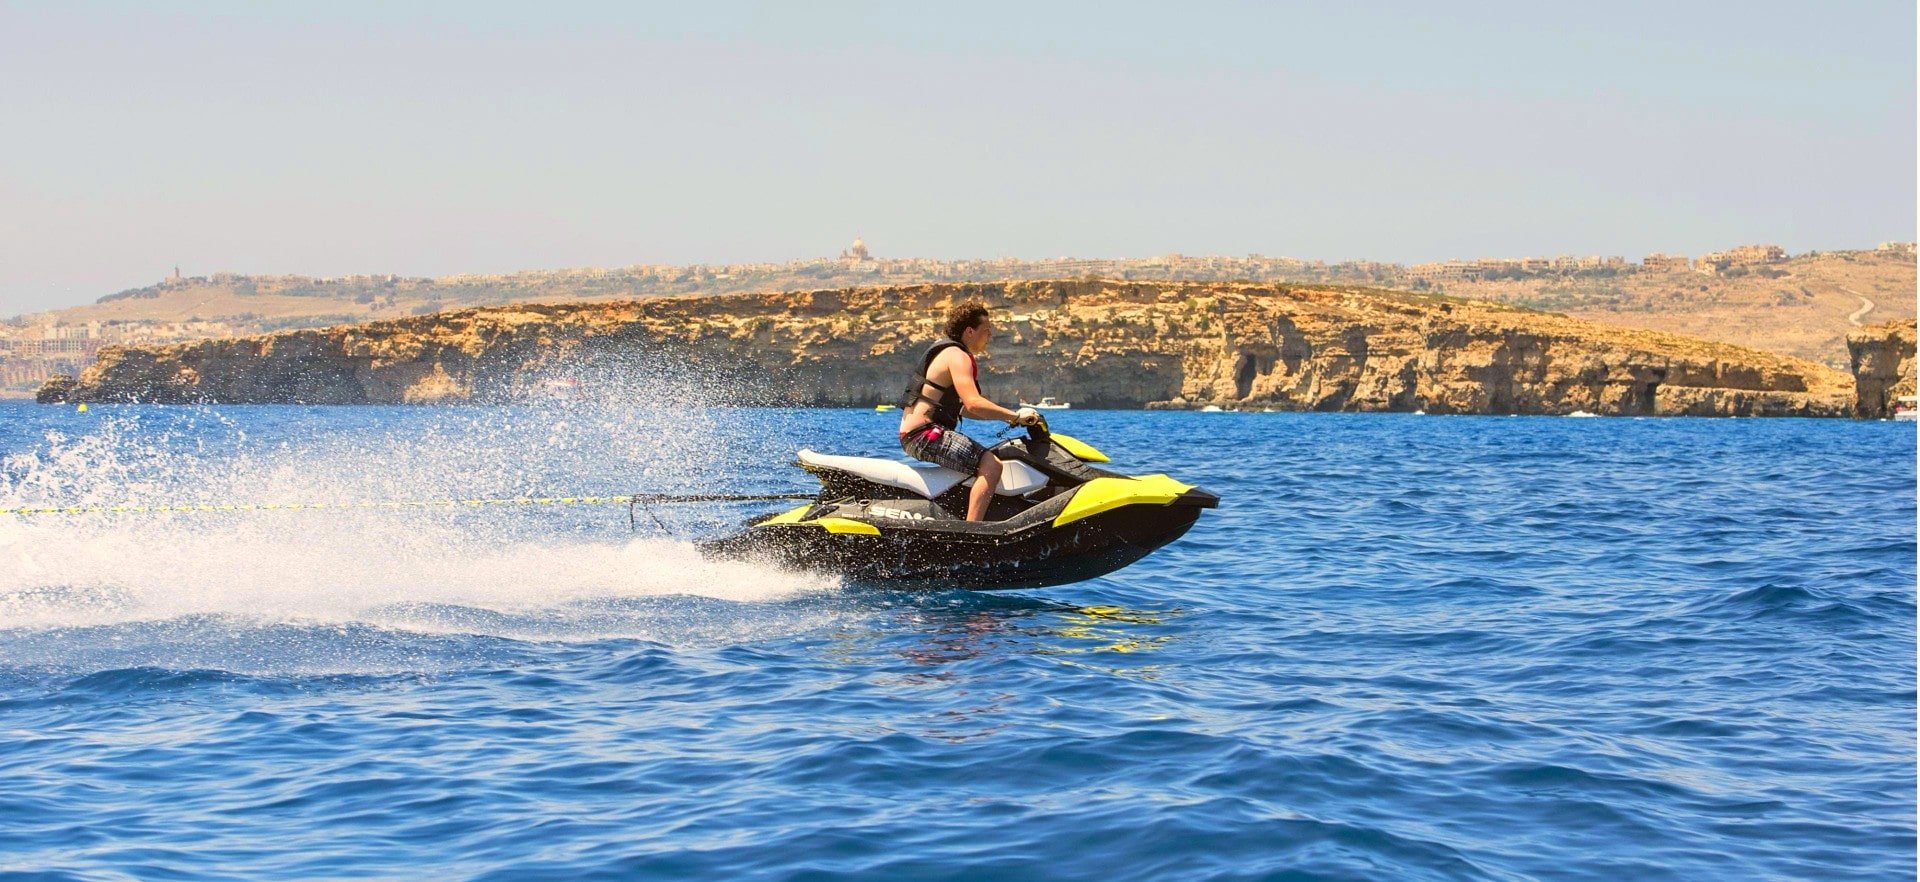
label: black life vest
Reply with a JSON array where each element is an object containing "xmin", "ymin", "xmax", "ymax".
[{"xmin": 900, "ymin": 339, "xmax": 977, "ymax": 429}]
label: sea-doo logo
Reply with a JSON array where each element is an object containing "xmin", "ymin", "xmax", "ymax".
[{"xmin": 869, "ymin": 507, "xmax": 932, "ymax": 521}]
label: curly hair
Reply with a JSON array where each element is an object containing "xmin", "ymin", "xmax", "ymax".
[{"xmin": 943, "ymin": 300, "xmax": 991, "ymax": 341}]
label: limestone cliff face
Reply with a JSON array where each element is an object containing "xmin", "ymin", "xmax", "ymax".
[
  {"xmin": 1846, "ymin": 320, "xmax": 1917, "ymax": 418},
  {"xmin": 57, "ymin": 281, "xmax": 1855, "ymax": 416}
]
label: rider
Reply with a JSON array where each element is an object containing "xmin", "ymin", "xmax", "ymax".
[{"xmin": 899, "ymin": 301, "xmax": 1042, "ymax": 521}]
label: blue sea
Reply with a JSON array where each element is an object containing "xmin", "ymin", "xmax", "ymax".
[{"xmin": 1, "ymin": 401, "xmax": 1913, "ymax": 881}]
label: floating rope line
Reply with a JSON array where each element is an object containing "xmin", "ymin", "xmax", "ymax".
[
  {"xmin": 0, "ymin": 492, "xmax": 814, "ymax": 518},
  {"xmin": 0, "ymin": 496, "xmax": 639, "ymax": 516}
]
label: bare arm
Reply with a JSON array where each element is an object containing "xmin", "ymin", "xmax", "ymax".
[{"xmin": 942, "ymin": 349, "xmax": 1023, "ymax": 424}]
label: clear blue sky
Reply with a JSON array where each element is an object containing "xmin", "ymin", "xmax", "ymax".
[{"xmin": 1, "ymin": 1, "xmax": 1913, "ymax": 314}]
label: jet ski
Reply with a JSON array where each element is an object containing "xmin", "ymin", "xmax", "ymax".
[{"xmin": 699, "ymin": 418, "xmax": 1218, "ymax": 589}]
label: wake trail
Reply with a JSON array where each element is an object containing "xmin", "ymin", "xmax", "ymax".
[
  {"xmin": 1, "ymin": 380, "xmax": 835, "ymax": 636},
  {"xmin": 1, "ymin": 524, "xmax": 833, "ymax": 631}
]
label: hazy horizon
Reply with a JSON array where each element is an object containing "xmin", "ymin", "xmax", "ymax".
[{"xmin": 3, "ymin": 1, "xmax": 1914, "ymax": 315}]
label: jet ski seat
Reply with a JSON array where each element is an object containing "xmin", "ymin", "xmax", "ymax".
[{"xmin": 796, "ymin": 449, "xmax": 1049, "ymax": 498}]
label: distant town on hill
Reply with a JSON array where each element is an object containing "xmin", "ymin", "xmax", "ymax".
[{"xmin": 2, "ymin": 239, "xmax": 1913, "ymax": 395}]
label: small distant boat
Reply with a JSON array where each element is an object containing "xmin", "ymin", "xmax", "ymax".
[
  {"xmin": 1198, "ymin": 404, "xmax": 1224, "ymax": 413},
  {"xmin": 1020, "ymin": 397, "xmax": 1072, "ymax": 410},
  {"xmin": 1895, "ymin": 396, "xmax": 1917, "ymax": 422},
  {"xmin": 1411, "ymin": 409, "xmax": 1426, "ymax": 416},
  {"xmin": 874, "ymin": 404, "xmax": 897, "ymax": 413},
  {"xmin": 1566, "ymin": 410, "xmax": 1600, "ymax": 418}
]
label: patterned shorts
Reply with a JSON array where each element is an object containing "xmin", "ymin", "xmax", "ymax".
[{"xmin": 901, "ymin": 423, "xmax": 987, "ymax": 474}]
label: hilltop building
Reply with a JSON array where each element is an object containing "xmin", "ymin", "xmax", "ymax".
[
  {"xmin": 1409, "ymin": 254, "xmax": 1628, "ymax": 282},
  {"xmin": 1409, "ymin": 260, "xmax": 1477, "ymax": 281},
  {"xmin": 1643, "ymin": 253, "xmax": 1691, "ymax": 272},
  {"xmin": 1697, "ymin": 244, "xmax": 1785, "ymax": 273},
  {"xmin": 840, "ymin": 237, "xmax": 872, "ymax": 262}
]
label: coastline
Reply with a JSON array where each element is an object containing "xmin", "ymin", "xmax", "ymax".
[{"xmin": 33, "ymin": 279, "xmax": 1906, "ymax": 418}]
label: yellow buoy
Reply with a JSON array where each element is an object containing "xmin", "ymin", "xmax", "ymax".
[{"xmin": 76, "ymin": 403, "xmax": 88, "ymax": 413}]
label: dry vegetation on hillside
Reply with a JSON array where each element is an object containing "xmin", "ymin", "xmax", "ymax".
[
  {"xmin": 21, "ymin": 250, "xmax": 1914, "ymax": 369},
  {"xmin": 1432, "ymin": 250, "xmax": 1913, "ymax": 368}
]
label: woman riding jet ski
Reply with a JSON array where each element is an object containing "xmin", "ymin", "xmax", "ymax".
[{"xmin": 699, "ymin": 302, "xmax": 1217, "ymax": 589}]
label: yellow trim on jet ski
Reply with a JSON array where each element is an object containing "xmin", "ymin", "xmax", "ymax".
[
  {"xmin": 1049, "ymin": 433, "xmax": 1109, "ymax": 463},
  {"xmin": 762, "ymin": 505, "xmax": 812, "ymax": 525},
  {"xmin": 1053, "ymin": 474, "xmax": 1194, "ymax": 527},
  {"xmin": 810, "ymin": 517, "xmax": 881, "ymax": 535},
  {"xmin": 758, "ymin": 506, "xmax": 881, "ymax": 535}
]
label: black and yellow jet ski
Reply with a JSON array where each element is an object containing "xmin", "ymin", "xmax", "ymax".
[{"xmin": 700, "ymin": 420, "xmax": 1218, "ymax": 589}]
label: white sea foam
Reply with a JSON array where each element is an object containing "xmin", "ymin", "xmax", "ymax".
[
  {"xmin": 0, "ymin": 379, "xmax": 835, "ymax": 635},
  {"xmin": 1, "ymin": 523, "xmax": 833, "ymax": 631}
]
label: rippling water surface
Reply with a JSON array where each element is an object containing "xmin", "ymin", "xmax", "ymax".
[{"xmin": 1, "ymin": 402, "xmax": 1912, "ymax": 881}]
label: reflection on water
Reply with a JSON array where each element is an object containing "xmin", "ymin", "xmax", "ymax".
[
  {"xmin": 898, "ymin": 609, "xmax": 1013, "ymax": 667},
  {"xmin": 883, "ymin": 595, "xmax": 1182, "ymax": 668},
  {"xmin": 1047, "ymin": 604, "xmax": 1178, "ymax": 656},
  {"xmin": 832, "ymin": 595, "xmax": 1187, "ymax": 741}
]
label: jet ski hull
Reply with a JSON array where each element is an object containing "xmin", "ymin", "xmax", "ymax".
[
  {"xmin": 698, "ymin": 425, "xmax": 1217, "ymax": 590},
  {"xmin": 699, "ymin": 484, "xmax": 1216, "ymax": 590}
]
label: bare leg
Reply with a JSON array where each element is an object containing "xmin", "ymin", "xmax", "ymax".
[{"xmin": 967, "ymin": 454, "xmax": 1003, "ymax": 522}]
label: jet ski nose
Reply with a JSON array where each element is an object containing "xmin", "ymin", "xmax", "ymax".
[{"xmin": 1174, "ymin": 487, "xmax": 1220, "ymax": 509}]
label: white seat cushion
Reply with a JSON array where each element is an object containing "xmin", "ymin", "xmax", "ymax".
[
  {"xmin": 797, "ymin": 449, "xmax": 1052, "ymax": 498},
  {"xmin": 996, "ymin": 460, "xmax": 1050, "ymax": 495},
  {"xmin": 799, "ymin": 449, "xmax": 969, "ymax": 498}
]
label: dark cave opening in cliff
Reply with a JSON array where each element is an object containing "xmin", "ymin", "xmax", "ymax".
[
  {"xmin": 1232, "ymin": 352, "xmax": 1257, "ymax": 400},
  {"xmin": 1635, "ymin": 381, "xmax": 1661, "ymax": 414}
]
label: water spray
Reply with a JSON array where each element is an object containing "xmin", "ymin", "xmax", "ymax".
[{"xmin": 0, "ymin": 491, "xmax": 814, "ymax": 518}]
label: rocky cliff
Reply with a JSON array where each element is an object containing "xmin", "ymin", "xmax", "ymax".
[
  {"xmin": 1846, "ymin": 320, "xmax": 1917, "ymax": 418},
  {"xmin": 49, "ymin": 280, "xmax": 1855, "ymax": 416}
]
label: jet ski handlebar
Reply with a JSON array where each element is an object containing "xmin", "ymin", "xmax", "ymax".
[{"xmin": 997, "ymin": 411, "xmax": 1050, "ymax": 442}]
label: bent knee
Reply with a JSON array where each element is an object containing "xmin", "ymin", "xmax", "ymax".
[{"xmin": 977, "ymin": 453, "xmax": 1003, "ymax": 479}]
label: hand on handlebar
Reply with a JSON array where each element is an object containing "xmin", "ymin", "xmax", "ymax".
[{"xmin": 1013, "ymin": 407, "xmax": 1043, "ymax": 427}]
